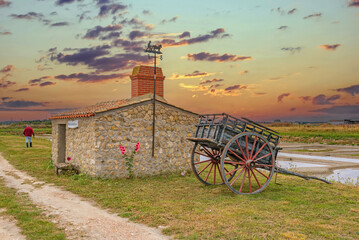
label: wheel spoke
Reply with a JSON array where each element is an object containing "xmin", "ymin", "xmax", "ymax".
[
  {"xmin": 239, "ymin": 168, "xmax": 247, "ymax": 192},
  {"xmin": 198, "ymin": 162, "xmax": 212, "ymax": 175},
  {"xmin": 194, "ymin": 151, "xmax": 213, "ymax": 159},
  {"xmin": 253, "ymin": 153, "xmax": 272, "ymax": 163},
  {"xmin": 194, "ymin": 158, "xmax": 212, "ymax": 165},
  {"xmin": 245, "ymin": 135, "xmax": 249, "ymax": 159},
  {"xmin": 226, "ymin": 165, "xmax": 244, "ymax": 176},
  {"xmin": 248, "ymin": 168, "xmax": 252, "ymax": 193},
  {"xmin": 201, "ymin": 145, "xmax": 216, "ymax": 160},
  {"xmin": 228, "ymin": 149, "xmax": 246, "ymax": 163},
  {"xmin": 250, "ymin": 168, "xmax": 261, "ymax": 188},
  {"xmin": 253, "ymin": 167, "xmax": 269, "ymax": 179},
  {"xmin": 255, "ymin": 164, "xmax": 273, "ymax": 167},
  {"xmin": 213, "ymin": 163, "xmax": 217, "ymax": 184},
  {"xmin": 224, "ymin": 160, "xmax": 244, "ymax": 165},
  {"xmin": 249, "ymin": 136, "xmax": 258, "ymax": 159},
  {"xmin": 235, "ymin": 139, "xmax": 247, "ymax": 160},
  {"xmin": 230, "ymin": 167, "xmax": 245, "ymax": 186},
  {"xmin": 217, "ymin": 163, "xmax": 224, "ymax": 182},
  {"xmin": 251, "ymin": 142, "xmax": 268, "ymax": 160},
  {"xmin": 204, "ymin": 163, "xmax": 214, "ymax": 182}
]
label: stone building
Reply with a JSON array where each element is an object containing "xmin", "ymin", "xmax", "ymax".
[{"xmin": 50, "ymin": 66, "xmax": 198, "ymax": 178}]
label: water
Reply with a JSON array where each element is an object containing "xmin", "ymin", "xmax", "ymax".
[
  {"xmin": 278, "ymin": 152, "xmax": 359, "ymax": 164},
  {"xmin": 277, "ymin": 160, "xmax": 329, "ymax": 169},
  {"xmin": 277, "ymin": 160, "xmax": 359, "ymax": 185}
]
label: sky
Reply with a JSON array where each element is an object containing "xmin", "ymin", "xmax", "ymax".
[{"xmin": 0, "ymin": 0, "xmax": 358, "ymax": 122}]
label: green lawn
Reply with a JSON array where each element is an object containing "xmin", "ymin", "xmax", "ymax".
[{"xmin": 0, "ymin": 134, "xmax": 358, "ymax": 239}]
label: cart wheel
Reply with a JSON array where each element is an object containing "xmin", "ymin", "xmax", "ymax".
[
  {"xmin": 191, "ymin": 143, "xmax": 238, "ymax": 185},
  {"xmin": 220, "ymin": 132, "xmax": 275, "ymax": 194}
]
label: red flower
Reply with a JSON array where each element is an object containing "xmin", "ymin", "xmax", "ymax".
[
  {"xmin": 67, "ymin": 157, "xmax": 71, "ymax": 161},
  {"xmin": 119, "ymin": 145, "xmax": 126, "ymax": 155},
  {"xmin": 135, "ymin": 142, "xmax": 140, "ymax": 152}
]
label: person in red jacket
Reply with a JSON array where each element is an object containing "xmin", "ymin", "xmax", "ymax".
[{"xmin": 23, "ymin": 125, "xmax": 35, "ymax": 148}]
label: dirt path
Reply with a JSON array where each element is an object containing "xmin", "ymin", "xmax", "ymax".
[{"xmin": 0, "ymin": 154, "xmax": 170, "ymax": 240}]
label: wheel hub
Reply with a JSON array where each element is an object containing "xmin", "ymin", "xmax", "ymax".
[{"xmin": 245, "ymin": 159, "xmax": 255, "ymax": 169}]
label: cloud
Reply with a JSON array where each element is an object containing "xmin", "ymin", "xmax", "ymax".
[
  {"xmin": 15, "ymin": 88, "xmax": 29, "ymax": 92},
  {"xmin": 277, "ymin": 93, "xmax": 290, "ymax": 103},
  {"xmin": 10, "ymin": 12, "xmax": 44, "ymax": 20},
  {"xmin": 238, "ymin": 70, "xmax": 248, "ymax": 75},
  {"xmin": 160, "ymin": 16, "xmax": 178, "ymax": 24},
  {"xmin": 0, "ymin": 31, "xmax": 11, "ymax": 35},
  {"xmin": 312, "ymin": 94, "xmax": 340, "ymax": 105},
  {"xmin": 0, "ymin": 100, "xmax": 46, "ymax": 108},
  {"xmin": 55, "ymin": 0, "xmax": 79, "ymax": 5},
  {"xmin": 1, "ymin": 97, "xmax": 12, "ymax": 101},
  {"xmin": 0, "ymin": 65, "xmax": 14, "ymax": 73},
  {"xmin": 78, "ymin": 11, "xmax": 91, "ymax": 22},
  {"xmin": 10, "ymin": 12, "xmax": 51, "ymax": 25},
  {"xmin": 303, "ymin": 13, "xmax": 322, "ymax": 19},
  {"xmin": 50, "ymin": 22, "xmax": 70, "ymax": 27},
  {"xmin": 83, "ymin": 25, "xmax": 122, "ymax": 39},
  {"xmin": 0, "ymin": 0, "xmax": 11, "ymax": 7},
  {"xmin": 278, "ymin": 26, "xmax": 288, "ymax": 30},
  {"xmin": 336, "ymin": 84, "xmax": 359, "ymax": 96},
  {"xmin": 97, "ymin": 3, "xmax": 127, "ymax": 17},
  {"xmin": 54, "ymin": 72, "xmax": 128, "ymax": 83},
  {"xmin": 225, "ymin": 85, "xmax": 247, "ymax": 91},
  {"xmin": 112, "ymin": 39, "xmax": 145, "ymax": 52},
  {"xmin": 39, "ymin": 81, "xmax": 56, "ymax": 87},
  {"xmin": 28, "ymin": 76, "xmax": 52, "ymax": 86},
  {"xmin": 169, "ymin": 70, "xmax": 215, "ymax": 79},
  {"xmin": 268, "ymin": 72, "xmax": 298, "ymax": 80},
  {"xmin": 299, "ymin": 96, "xmax": 311, "ymax": 103},
  {"xmin": 142, "ymin": 10, "xmax": 151, "ymax": 15},
  {"xmin": 288, "ymin": 8, "xmax": 297, "ymax": 14},
  {"xmin": 179, "ymin": 83, "xmax": 246, "ymax": 97},
  {"xmin": 128, "ymin": 30, "xmax": 147, "ymax": 40},
  {"xmin": 178, "ymin": 31, "xmax": 190, "ymax": 38},
  {"xmin": 348, "ymin": 0, "xmax": 359, "ymax": 7},
  {"xmin": 272, "ymin": 7, "xmax": 297, "ymax": 15},
  {"xmin": 160, "ymin": 28, "xmax": 229, "ymax": 48},
  {"xmin": 186, "ymin": 52, "xmax": 252, "ymax": 62},
  {"xmin": 199, "ymin": 78, "xmax": 224, "ymax": 85},
  {"xmin": 0, "ymin": 80, "xmax": 16, "ymax": 88},
  {"xmin": 281, "ymin": 47, "xmax": 302, "ymax": 54},
  {"xmin": 119, "ymin": 17, "xmax": 147, "ymax": 28},
  {"xmin": 310, "ymin": 104, "xmax": 359, "ymax": 117},
  {"xmin": 319, "ymin": 44, "xmax": 341, "ymax": 51},
  {"xmin": 290, "ymin": 107, "xmax": 296, "ymax": 112},
  {"xmin": 54, "ymin": 45, "xmax": 111, "ymax": 66}
]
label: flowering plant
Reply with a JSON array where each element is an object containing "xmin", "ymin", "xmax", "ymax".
[{"xmin": 119, "ymin": 142, "xmax": 140, "ymax": 178}]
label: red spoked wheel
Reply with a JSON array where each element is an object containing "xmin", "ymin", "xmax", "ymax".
[
  {"xmin": 220, "ymin": 132, "xmax": 275, "ymax": 194},
  {"xmin": 191, "ymin": 143, "xmax": 238, "ymax": 185}
]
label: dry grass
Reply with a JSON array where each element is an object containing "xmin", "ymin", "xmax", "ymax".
[{"xmin": 267, "ymin": 123, "xmax": 359, "ymax": 145}]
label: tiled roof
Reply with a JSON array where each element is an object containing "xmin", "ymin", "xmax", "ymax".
[{"xmin": 50, "ymin": 99, "xmax": 130, "ymax": 119}]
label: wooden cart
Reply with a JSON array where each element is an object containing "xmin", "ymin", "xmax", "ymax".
[{"xmin": 187, "ymin": 113, "xmax": 330, "ymax": 195}]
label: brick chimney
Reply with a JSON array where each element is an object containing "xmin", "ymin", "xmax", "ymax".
[{"xmin": 130, "ymin": 66, "xmax": 165, "ymax": 98}]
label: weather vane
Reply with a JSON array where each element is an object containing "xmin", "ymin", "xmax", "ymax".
[{"xmin": 144, "ymin": 41, "xmax": 163, "ymax": 157}]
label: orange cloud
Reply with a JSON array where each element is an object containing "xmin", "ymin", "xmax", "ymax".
[
  {"xmin": 169, "ymin": 70, "xmax": 215, "ymax": 79},
  {"xmin": 319, "ymin": 44, "xmax": 341, "ymax": 51}
]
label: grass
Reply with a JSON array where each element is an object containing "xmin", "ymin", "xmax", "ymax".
[
  {"xmin": 0, "ymin": 134, "xmax": 358, "ymax": 239},
  {"xmin": 0, "ymin": 178, "xmax": 66, "ymax": 240},
  {"xmin": 267, "ymin": 124, "xmax": 359, "ymax": 145}
]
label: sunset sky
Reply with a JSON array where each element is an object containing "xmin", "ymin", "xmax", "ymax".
[{"xmin": 0, "ymin": 0, "xmax": 358, "ymax": 122}]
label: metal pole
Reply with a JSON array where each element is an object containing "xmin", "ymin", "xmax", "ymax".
[{"xmin": 152, "ymin": 53, "xmax": 156, "ymax": 157}]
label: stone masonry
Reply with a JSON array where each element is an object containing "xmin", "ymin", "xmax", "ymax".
[{"xmin": 52, "ymin": 98, "xmax": 198, "ymax": 178}]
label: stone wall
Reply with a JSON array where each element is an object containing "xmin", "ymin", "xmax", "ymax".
[
  {"xmin": 93, "ymin": 100, "xmax": 198, "ymax": 178},
  {"xmin": 52, "ymin": 117, "xmax": 98, "ymax": 175}
]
